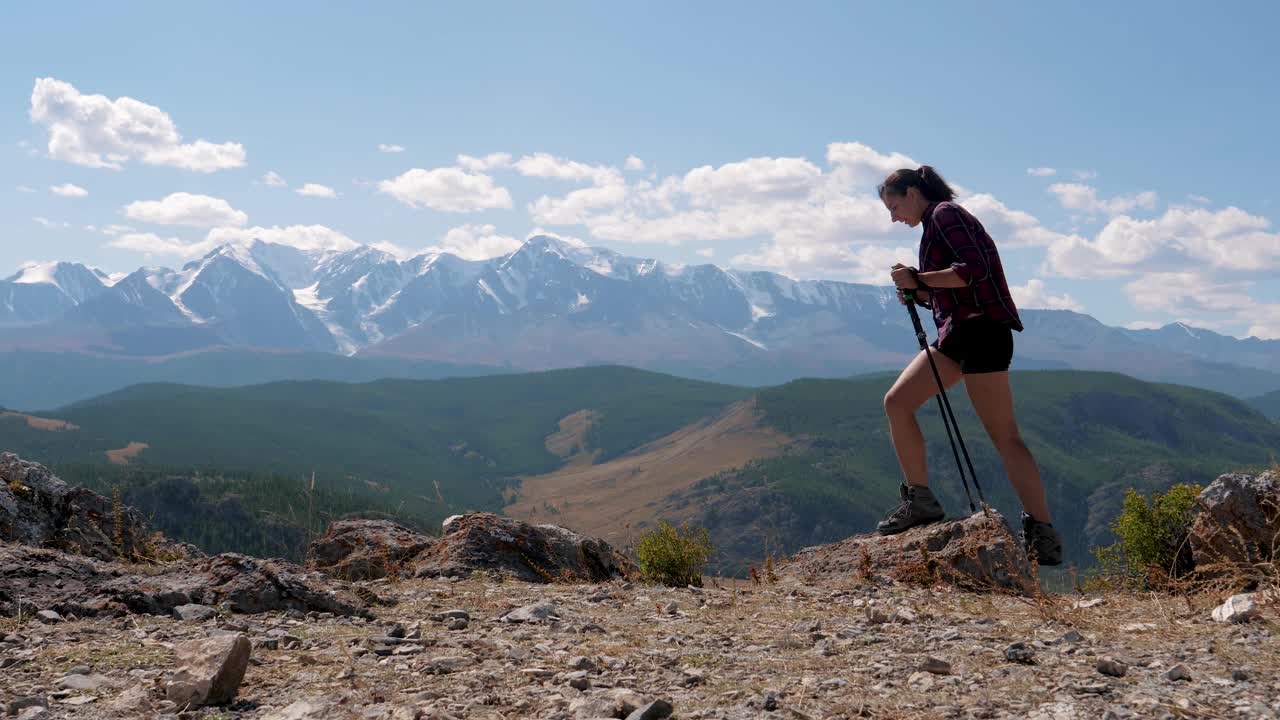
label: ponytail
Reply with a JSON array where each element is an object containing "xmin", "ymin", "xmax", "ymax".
[{"xmin": 877, "ymin": 165, "xmax": 956, "ymax": 202}]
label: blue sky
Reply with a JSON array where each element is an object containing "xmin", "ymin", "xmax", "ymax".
[{"xmin": 4, "ymin": 2, "xmax": 1279, "ymax": 337}]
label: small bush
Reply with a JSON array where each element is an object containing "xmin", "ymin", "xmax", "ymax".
[
  {"xmin": 1086, "ymin": 483, "xmax": 1201, "ymax": 591},
  {"xmin": 636, "ymin": 521, "xmax": 713, "ymax": 587}
]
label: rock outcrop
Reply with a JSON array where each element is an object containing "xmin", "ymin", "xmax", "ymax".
[
  {"xmin": 0, "ymin": 451, "xmax": 196, "ymax": 562},
  {"xmin": 0, "ymin": 543, "xmax": 371, "ymax": 618},
  {"xmin": 0, "ymin": 453, "xmax": 368, "ymax": 619},
  {"xmin": 1189, "ymin": 469, "xmax": 1279, "ymax": 575},
  {"xmin": 308, "ymin": 518, "xmax": 435, "ymax": 581},
  {"xmin": 781, "ymin": 509, "xmax": 1035, "ymax": 594},
  {"xmin": 308, "ymin": 513, "xmax": 635, "ymax": 584}
]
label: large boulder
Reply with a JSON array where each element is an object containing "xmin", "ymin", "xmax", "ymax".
[
  {"xmin": 1189, "ymin": 470, "xmax": 1279, "ymax": 573},
  {"xmin": 413, "ymin": 512, "xmax": 635, "ymax": 583},
  {"xmin": 0, "ymin": 544, "xmax": 370, "ymax": 618},
  {"xmin": 781, "ymin": 509, "xmax": 1035, "ymax": 594},
  {"xmin": 0, "ymin": 452, "xmax": 196, "ymax": 562},
  {"xmin": 308, "ymin": 519, "xmax": 434, "ymax": 580}
]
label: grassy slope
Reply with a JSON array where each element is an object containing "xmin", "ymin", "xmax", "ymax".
[{"xmin": 707, "ymin": 370, "xmax": 1280, "ymax": 569}]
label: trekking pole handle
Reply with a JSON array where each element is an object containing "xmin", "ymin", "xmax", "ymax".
[{"xmin": 902, "ymin": 291, "xmax": 930, "ymax": 349}]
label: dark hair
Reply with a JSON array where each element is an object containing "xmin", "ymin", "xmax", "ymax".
[{"xmin": 877, "ymin": 165, "xmax": 956, "ymax": 202}]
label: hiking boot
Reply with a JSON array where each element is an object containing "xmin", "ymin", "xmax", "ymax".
[
  {"xmin": 877, "ymin": 483, "xmax": 946, "ymax": 535},
  {"xmin": 1022, "ymin": 512, "xmax": 1063, "ymax": 566}
]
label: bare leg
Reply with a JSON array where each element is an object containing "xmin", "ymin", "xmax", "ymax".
[
  {"xmin": 964, "ymin": 371, "xmax": 1052, "ymax": 523},
  {"xmin": 883, "ymin": 348, "xmax": 963, "ymax": 488}
]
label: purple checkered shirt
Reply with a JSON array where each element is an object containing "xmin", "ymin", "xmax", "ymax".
[{"xmin": 915, "ymin": 200, "xmax": 1023, "ymax": 344}]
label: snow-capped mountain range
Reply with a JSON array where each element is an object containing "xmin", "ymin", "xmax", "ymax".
[{"xmin": 2, "ymin": 236, "xmax": 1278, "ymax": 395}]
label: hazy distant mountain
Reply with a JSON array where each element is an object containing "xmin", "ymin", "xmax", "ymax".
[{"xmin": 1, "ymin": 236, "xmax": 1278, "ymax": 400}]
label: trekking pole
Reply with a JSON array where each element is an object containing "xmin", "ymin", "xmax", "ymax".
[{"xmin": 901, "ymin": 288, "xmax": 987, "ymax": 514}]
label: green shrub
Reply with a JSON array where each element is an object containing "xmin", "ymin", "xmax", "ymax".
[
  {"xmin": 636, "ymin": 521, "xmax": 713, "ymax": 587},
  {"xmin": 1087, "ymin": 483, "xmax": 1201, "ymax": 591}
]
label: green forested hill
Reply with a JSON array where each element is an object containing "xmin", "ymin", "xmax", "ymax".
[
  {"xmin": 4, "ymin": 366, "xmax": 1276, "ymax": 574},
  {"xmin": 668, "ymin": 370, "xmax": 1280, "ymax": 573},
  {"xmin": 1249, "ymin": 389, "xmax": 1280, "ymax": 420},
  {"xmin": 2, "ymin": 365, "xmax": 752, "ymax": 558}
]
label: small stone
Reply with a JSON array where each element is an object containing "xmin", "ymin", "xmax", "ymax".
[
  {"xmin": 813, "ymin": 638, "xmax": 836, "ymax": 657},
  {"xmin": 568, "ymin": 655, "xmax": 596, "ymax": 671},
  {"xmin": 1056, "ymin": 630, "xmax": 1085, "ymax": 644},
  {"xmin": 55, "ymin": 673, "xmax": 111, "ymax": 691},
  {"xmin": 36, "ymin": 610, "xmax": 62, "ymax": 624},
  {"xmin": 447, "ymin": 617, "xmax": 468, "ymax": 631},
  {"xmin": 107, "ymin": 684, "xmax": 154, "ymax": 716},
  {"xmin": 661, "ymin": 601, "xmax": 678, "ymax": 615},
  {"xmin": 387, "ymin": 623, "xmax": 406, "ymax": 638},
  {"xmin": 165, "ymin": 633, "xmax": 252, "ymax": 707},
  {"xmin": 16, "ymin": 707, "xmax": 50, "ymax": 720},
  {"xmin": 1164, "ymin": 664, "xmax": 1191, "ymax": 682},
  {"xmin": 1073, "ymin": 597, "xmax": 1105, "ymax": 609},
  {"xmin": 908, "ymin": 671, "xmax": 936, "ymax": 691},
  {"xmin": 500, "ymin": 599, "xmax": 560, "ymax": 623},
  {"xmin": 1232, "ymin": 669, "xmax": 1249, "ymax": 681},
  {"xmin": 1119, "ymin": 622, "xmax": 1156, "ymax": 633},
  {"xmin": 1096, "ymin": 657, "xmax": 1128, "ymax": 677},
  {"xmin": 626, "ymin": 699, "xmax": 674, "ymax": 720},
  {"xmin": 922, "ymin": 657, "xmax": 952, "ymax": 675},
  {"xmin": 173, "ymin": 603, "xmax": 217, "ymax": 622},
  {"xmin": 761, "ymin": 693, "xmax": 779, "ymax": 712},
  {"xmin": 1005, "ymin": 642, "xmax": 1035, "ymax": 664},
  {"xmin": 1212, "ymin": 594, "xmax": 1260, "ymax": 623},
  {"xmin": 566, "ymin": 671, "xmax": 591, "ymax": 690},
  {"xmin": 7, "ymin": 697, "xmax": 47, "ymax": 716}
]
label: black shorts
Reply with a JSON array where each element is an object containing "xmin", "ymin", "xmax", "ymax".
[{"xmin": 930, "ymin": 318, "xmax": 1014, "ymax": 374}]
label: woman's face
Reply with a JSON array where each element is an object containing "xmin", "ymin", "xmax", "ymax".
[{"xmin": 882, "ymin": 186, "xmax": 926, "ymax": 227}]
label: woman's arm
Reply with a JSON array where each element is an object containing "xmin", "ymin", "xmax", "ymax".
[{"xmin": 916, "ymin": 268, "xmax": 966, "ymax": 289}]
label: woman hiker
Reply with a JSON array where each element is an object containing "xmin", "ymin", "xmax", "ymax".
[{"xmin": 875, "ymin": 165, "xmax": 1063, "ymax": 566}]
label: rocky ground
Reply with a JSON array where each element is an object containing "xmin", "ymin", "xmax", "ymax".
[
  {"xmin": 1, "ymin": 571, "xmax": 1277, "ymax": 719},
  {"xmin": 3, "ymin": 454, "xmax": 1279, "ymax": 719}
]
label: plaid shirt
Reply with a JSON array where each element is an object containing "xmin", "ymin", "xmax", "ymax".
[{"xmin": 916, "ymin": 201, "xmax": 1023, "ymax": 344}]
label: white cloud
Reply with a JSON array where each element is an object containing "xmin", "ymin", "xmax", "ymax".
[
  {"xmin": 1026, "ymin": 167, "xmax": 1057, "ymax": 177},
  {"xmin": 378, "ymin": 167, "xmax": 513, "ymax": 212},
  {"xmin": 260, "ymin": 171, "xmax": 286, "ymax": 187},
  {"xmin": 33, "ymin": 216, "xmax": 70, "ymax": 229},
  {"xmin": 50, "ymin": 183, "xmax": 87, "ymax": 198},
  {"xmin": 1123, "ymin": 321, "xmax": 1164, "ymax": 330},
  {"xmin": 16, "ymin": 185, "xmax": 36, "ymax": 193},
  {"xmin": 100, "ymin": 224, "xmax": 135, "ymax": 236},
  {"xmin": 107, "ymin": 232, "xmax": 200, "ymax": 258},
  {"xmin": 696, "ymin": 247, "xmax": 715, "ymax": 258},
  {"xmin": 683, "ymin": 157, "xmax": 822, "ymax": 207},
  {"xmin": 423, "ymin": 224, "xmax": 521, "ymax": 260},
  {"xmin": 625, "ymin": 155, "xmax": 645, "ymax": 171},
  {"xmin": 1009, "ymin": 278, "xmax": 1083, "ymax": 311},
  {"xmin": 29, "ymin": 78, "xmax": 245, "ymax": 172},
  {"xmin": 205, "ymin": 225, "xmax": 360, "ymax": 252},
  {"xmin": 1187, "ymin": 194, "xmax": 1211, "ymax": 205},
  {"xmin": 1045, "ymin": 205, "xmax": 1280, "ymax": 279},
  {"xmin": 124, "ymin": 192, "xmax": 248, "ymax": 228},
  {"xmin": 959, "ymin": 193, "xmax": 1077, "ymax": 249},
  {"xmin": 1073, "ymin": 170, "xmax": 1098, "ymax": 180},
  {"xmin": 733, "ymin": 242, "xmax": 916, "ymax": 284},
  {"xmin": 515, "ymin": 153, "xmax": 622, "ymax": 186},
  {"xmin": 297, "ymin": 183, "xmax": 337, "ymax": 198},
  {"xmin": 1048, "ymin": 183, "xmax": 1157, "ymax": 217},
  {"xmin": 378, "ymin": 144, "xmax": 406, "ymax": 153},
  {"xmin": 456, "ymin": 153, "xmax": 513, "ymax": 172}
]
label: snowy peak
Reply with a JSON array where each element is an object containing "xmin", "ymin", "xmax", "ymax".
[{"xmin": 4, "ymin": 261, "xmax": 107, "ymax": 303}]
